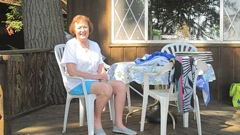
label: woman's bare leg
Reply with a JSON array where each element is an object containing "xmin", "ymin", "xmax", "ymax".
[
  {"xmin": 91, "ymin": 82, "xmax": 113, "ymax": 129},
  {"xmin": 108, "ymin": 80, "xmax": 127, "ymax": 128}
]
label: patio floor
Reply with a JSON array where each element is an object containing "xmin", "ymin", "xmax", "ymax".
[{"xmin": 11, "ymin": 96, "xmax": 240, "ymax": 135}]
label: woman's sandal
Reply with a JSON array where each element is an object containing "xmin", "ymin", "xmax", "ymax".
[
  {"xmin": 112, "ymin": 126, "xmax": 137, "ymax": 135},
  {"xmin": 94, "ymin": 128, "xmax": 107, "ymax": 135}
]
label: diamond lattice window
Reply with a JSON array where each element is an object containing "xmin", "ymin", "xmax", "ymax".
[
  {"xmin": 223, "ymin": 0, "xmax": 240, "ymax": 40},
  {"xmin": 113, "ymin": 0, "xmax": 145, "ymax": 41}
]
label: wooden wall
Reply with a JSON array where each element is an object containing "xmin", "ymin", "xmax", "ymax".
[{"xmin": 68, "ymin": 1, "xmax": 240, "ymax": 103}]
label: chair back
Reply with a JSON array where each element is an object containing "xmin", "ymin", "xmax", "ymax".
[
  {"xmin": 54, "ymin": 44, "xmax": 66, "ymax": 74},
  {"xmin": 161, "ymin": 42, "xmax": 197, "ymax": 56},
  {"xmin": 54, "ymin": 44, "xmax": 65, "ymax": 59},
  {"xmin": 54, "ymin": 44, "xmax": 71, "ymax": 90}
]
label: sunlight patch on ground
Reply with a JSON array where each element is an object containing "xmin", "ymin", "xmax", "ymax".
[
  {"xmin": 220, "ymin": 122, "xmax": 240, "ymax": 133},
  {"xmin": 13, "ymin": 124, "xmax": 62, "ymax": 134},
  {"xmin": 200, "ymin": 110, "xmax": 233, "ymax": 116},
  {"xmin": 13, "ymin": 126, "xmax": 55, "ymax": 134},
  {"xmin": 201, "ymin": 109, "xmax": 240, "ymax": 133}
]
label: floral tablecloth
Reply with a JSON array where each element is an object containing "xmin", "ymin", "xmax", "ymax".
[{"xmin": 107, "ymin": 61, "xmax": 216, "ymax": 85}]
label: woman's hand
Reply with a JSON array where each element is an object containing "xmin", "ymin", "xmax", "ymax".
[
  {"xmin": 96, "ymin": 63, "xmax": 108, "ymax": 82},
  {"xmin": 98, "ymin": 72, "xmax": 108, "ymax": 82},
  {"xmin": 91, "ymin": 72, "xmax": 107, "ymax": 81}
]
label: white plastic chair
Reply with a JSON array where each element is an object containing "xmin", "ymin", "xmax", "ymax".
[
  {"xmin": 161, "ymin": 42, "xmax": 198, "ymax": 128},
  {"xmin": 140, "ymin": 62, "xmax": 174, "ymax": 135},
  {"xmin": 161, "ymin": 42, "xmax": 197, "ymax": 56},
  {"xmin": 54, "ymin": 44, "xmax": 115, "ymax": 135},
  {"xmin": 140, "ymin": 60, "xmax": 208, "ymax": 135}
]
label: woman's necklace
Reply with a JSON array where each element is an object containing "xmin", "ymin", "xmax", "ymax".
[{"xmin": 81, "ymin": 40, "xmax": 89, "ymax": 52}]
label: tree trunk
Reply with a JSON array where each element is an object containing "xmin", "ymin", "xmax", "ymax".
[
  {"xmin": 22, "ymin": 0, "xmax": 66, "ymax": 104},
  {"xmin": 22, "ymin": 0, "xmax": 65, "ymax": 49}
]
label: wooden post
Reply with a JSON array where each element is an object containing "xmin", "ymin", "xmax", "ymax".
[
  {"xmin": 0, "ymin": 83, "xmax": 11, "ymax": 135},
  {"xmin": 0, "ymin": 85, "xmax": 4, "ymax": 135},
  {"xmin": 0, "ymin": 85, "xmax": 11, "ymax": 135},
  {"xmin": 0, "ymin": 59, "xmax": 11, "ymax": 135}
]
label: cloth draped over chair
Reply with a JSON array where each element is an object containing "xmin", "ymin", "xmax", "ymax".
[
  {"xmin": 174, "ymin": 56, "xmax": 196, "ymax": 113},
  {"xmin": 174, "ymin": 56, "xmax": 210, "ymax": 113},
  {"xmin": 135, "ymin": 51, "xmax": 175, "ymax": 66},
  {"xmin": 196, "ymin": 75, "xmax": 210, "ymax": 106}
]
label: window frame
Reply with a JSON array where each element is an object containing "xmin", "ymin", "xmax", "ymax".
[{"xmin": 111, "ymin": 0, "xmax": 240, "ymax": 44}]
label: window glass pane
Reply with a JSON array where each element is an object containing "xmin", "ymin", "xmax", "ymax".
[
  {"xmin": 149, "ymin": 0, "xmax": 220, "ymax": 41},
  {"xmin": 113, "ymin": 0, "xmax": 145, "ymax": 41},
  {"xmin": 223, "ymin": 0, "xmax": 240, "ymax": 40}
]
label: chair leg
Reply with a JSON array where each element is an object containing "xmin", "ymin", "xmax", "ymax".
[
  {"xmin": 109, "ymin": 96, "xmax": 115, "ymax": 124},
  {"xmin": 79, "ymin": 98, "xmax": 85, "ymax": 127},
  {"xmin": 183, "ymin": 112, "xmax": 189, "ymax": 127},
  {"xmin": 108, "ymin": 100, "xmax": 112, "ymax": 119},
  {"xmin": 140, "ymin": 94, "xmax": 149, "ymax": 132},
  {"xmin": 103, "ymin": 106, "xmax": 107, "ymax": 112},
  {"xmin": 86, "ymin": 96, "xmax": 95, "ymax": 135},
  {"xmin": 62, "ymin": 97, "xmax": 72, "ymax": 133},
  {"xmin": 159, "ymin": 97, "xmax": 169, "ymax": 135},
  {"xmin": 193, "ymin": 104, "xmax": 196, "ymax": 120},
  {"xmin": 126, "ymin": 84, "xmax": 132, "ymax": 113},
  {"xmin": 195, "ymin": 96, "xmax": 202, "ymax": 135}
]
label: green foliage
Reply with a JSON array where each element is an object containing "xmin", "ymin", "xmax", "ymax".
[
  {"xmin": 3, "ymin": 1, "xmax": 68, "ymax": 33},
  {"xmin": 152, "ymin": 29, "xmax": 161, "ymax": 35},
  {"xmin": 4, "ymin": 5, "xmax": 23, "ymax": 33},
  {"xmin": 149, "ymin": 0, "xmax": 220, "ymax": 40}
]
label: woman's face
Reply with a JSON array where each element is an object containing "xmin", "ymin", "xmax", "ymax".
[{"xmin": 74, "ymin": 20, "xmax": 89, "ymax": 41}]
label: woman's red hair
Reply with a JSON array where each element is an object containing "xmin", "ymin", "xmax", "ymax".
[{"xmin": 68, "ymin": 15, "xmax": 94, "ymax": 37}]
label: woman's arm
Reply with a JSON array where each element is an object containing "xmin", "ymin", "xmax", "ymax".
[{"xmin": 66, "ymin": 63, "xmax": 104, "ymax": 80}]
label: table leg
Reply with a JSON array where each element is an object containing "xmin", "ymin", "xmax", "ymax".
[
  {"xmin": 146, "ymin": 104, "xmax": 176, "ymax": 125},
  {"xmin": 126, "ymin": 84, "xmax": 133, "ymax": 113},
  {"xmin": 125, "ymin": 99, "xmax": 159, "ymax": 123}
]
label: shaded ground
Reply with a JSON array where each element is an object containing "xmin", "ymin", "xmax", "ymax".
[{"xmin": 11, "ymin": 97, "xmax": 240, "ymax": 135}]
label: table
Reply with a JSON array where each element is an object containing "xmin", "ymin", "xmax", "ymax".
[
  {"xmin": 107, "ymin": 61, "xmax": 216, "ymax": 123},
  {"xmin": 107, "ymin": 61, "xmax": 215, "ymax": 96},
  {"xmin": 107, "ymin": 62, "xmax": 170, "ymax": 85}
]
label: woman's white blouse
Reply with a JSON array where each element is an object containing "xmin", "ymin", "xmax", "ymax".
[{"xmin": 61, "ymin": 38, "xmax": 103, "ymax": 91}]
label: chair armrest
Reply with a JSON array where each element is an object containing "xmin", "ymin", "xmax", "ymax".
[
  {"xmin": 67, "ymin": 75, "xmax": 85, "ymax": 80},
  {"xmin": 144, "ymin": 72, "xmax": 158, "ymax": 77},
  {"xmin": 144, "ymin": 63, "xmax": 173, "ymax": 77},
  {"xmin": 63, "ymin": 73, "xmax": 89, "ymax": 97}
]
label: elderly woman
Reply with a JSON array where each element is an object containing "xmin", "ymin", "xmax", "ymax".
[{"xmin": 61, "ymin": 15, "xmax": 137, "ymax": 135}]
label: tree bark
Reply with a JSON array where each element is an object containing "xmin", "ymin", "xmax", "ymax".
[
  {"xmin": 22, "ymin": 0, "xmax": 65, "ymax": 49},
  {"xmin": 22, "ymin": 0, "xmax": 66, "ymax": 104}
]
